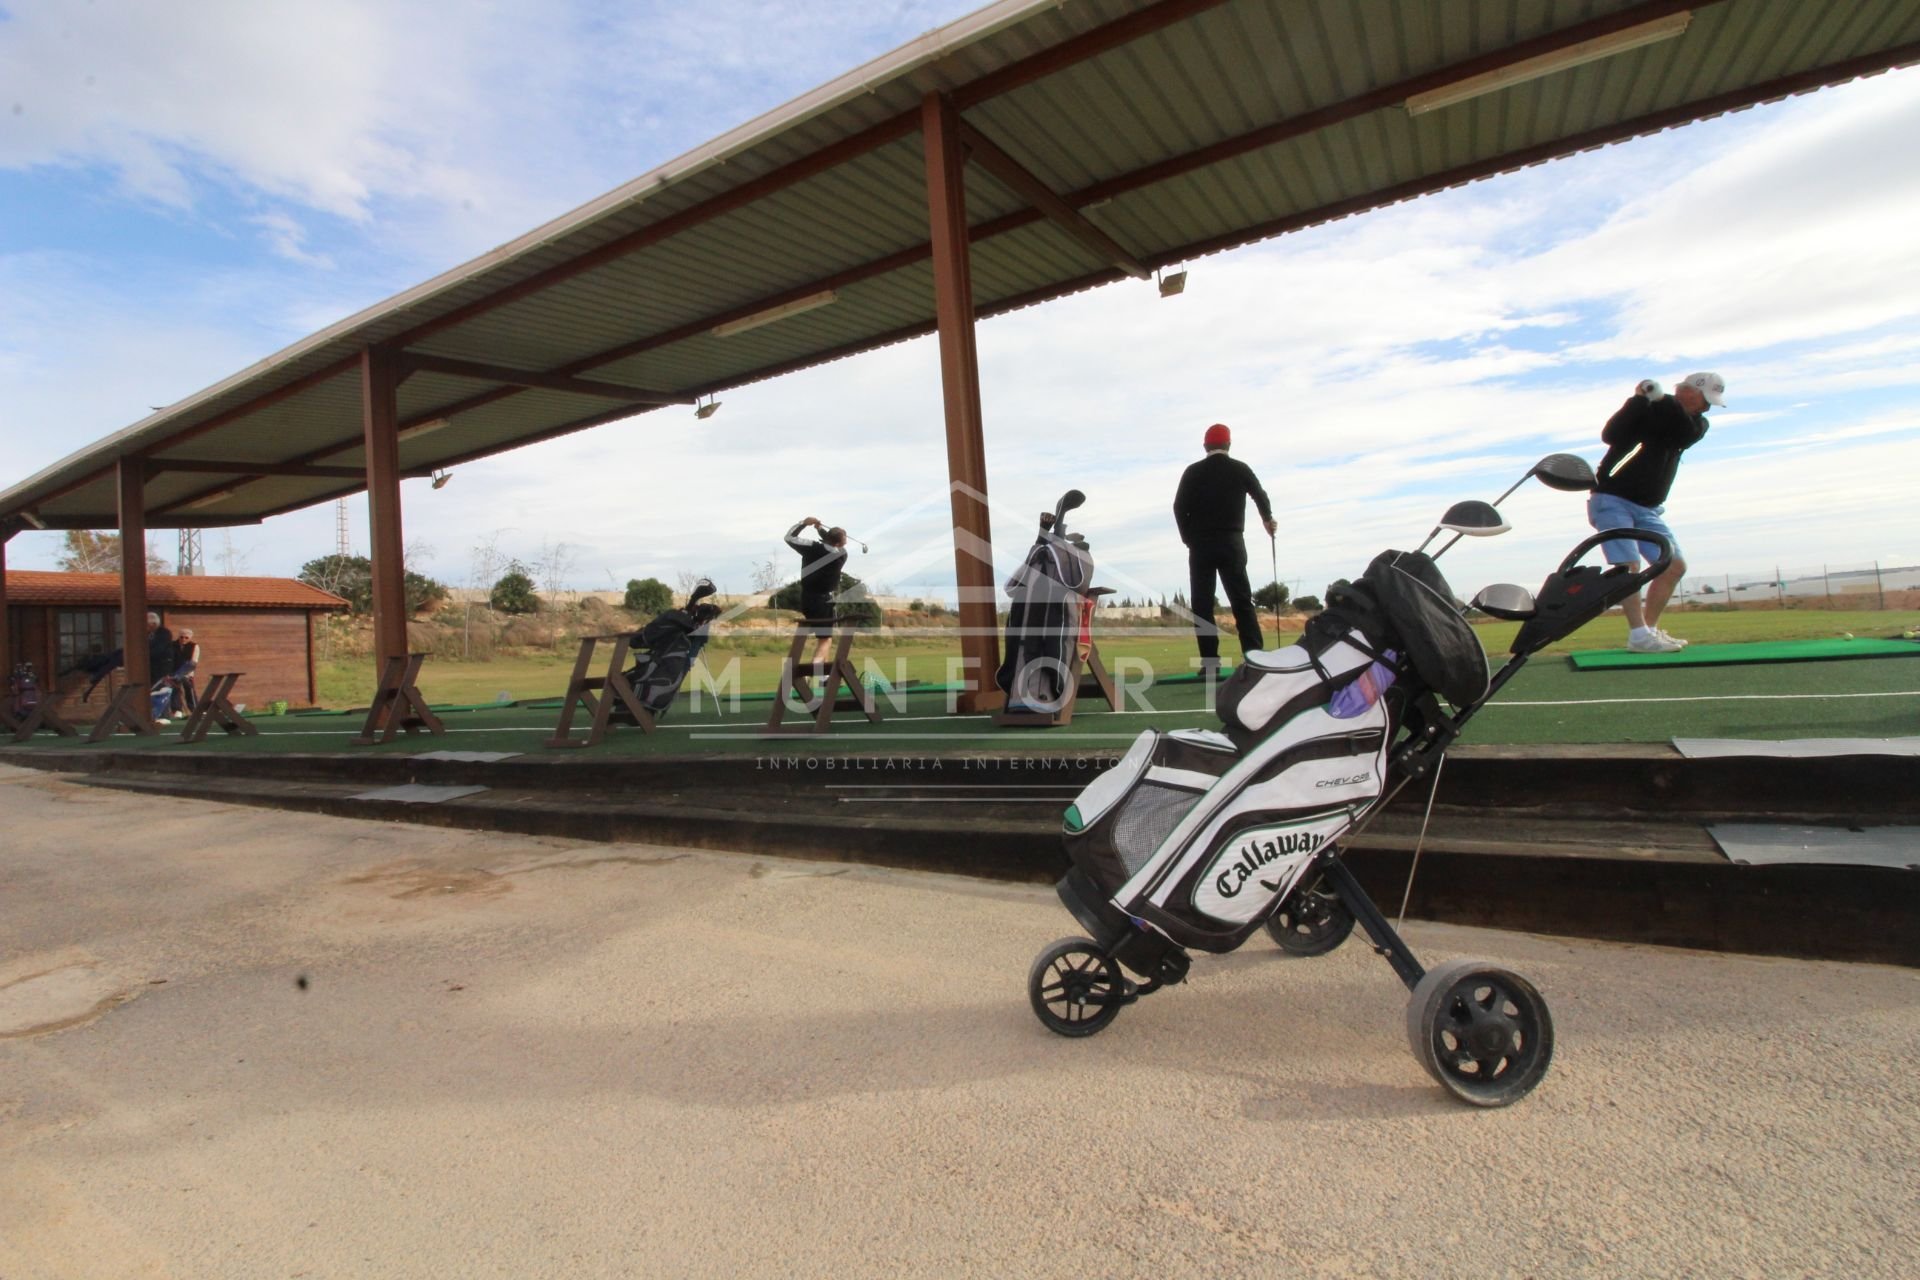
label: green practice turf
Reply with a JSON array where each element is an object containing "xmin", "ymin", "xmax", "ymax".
[
  {"xmin": 7, "ymin": 656, "xmax": 1917, "ymax": 757},
  {"xmin": 1569, "ymin": 636, "xmax": 1920, "ymax": 670}
]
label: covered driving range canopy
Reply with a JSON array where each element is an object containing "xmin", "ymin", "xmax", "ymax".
[{"xmin": 4, "ymin": 0, "xmax": 1917, "ymax": 719}]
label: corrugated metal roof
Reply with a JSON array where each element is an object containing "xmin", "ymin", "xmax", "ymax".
[
  {"xmin": 3, "ymin": 0, "xmax": 1916, "ymax": 528},
  {"xmin": 5, "ymin": 572, "xmax": 349, "ymax": 611}
]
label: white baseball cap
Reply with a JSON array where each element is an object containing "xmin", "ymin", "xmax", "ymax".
[{"xmin": 1682, "ymin": 371, "xmax": 1727, "ymax": 407}]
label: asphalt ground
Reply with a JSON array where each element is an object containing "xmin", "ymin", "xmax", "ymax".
[
  {"xmin": 3, "ymin": 767, "xmax": 1915, "ymax": 1278},
  {"xmin": 6, "ymin": 654, "xmax": 1918, "ymax": 759}
]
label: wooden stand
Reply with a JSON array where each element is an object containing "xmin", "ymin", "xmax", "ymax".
[
  {"xmin": 353, "ymin": 653, "xmax": 444, "ymax": 745},
  {"xmin": 995, "ymin": 587, "xmax": 1119, "ymax": 728},
  {"xmin": 178, "ymin": 673, "xmax": 258, "ymax": 744},
  {"xmin": 86, "ymin": 683, "xmax": 161, "ymax": 743},
  {"xmin": 764, "ymin": 618, "xmax": 882, "ymax": 736},
  {"xmin": 546, "ymin": 633, "xmax": 659, "ymax": 748},
  {"xmin": 2, "ymin": 696, "xmax": 80, "ymax": 743}
]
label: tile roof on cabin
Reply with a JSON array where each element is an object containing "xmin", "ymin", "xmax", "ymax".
[{"xmin": 4, "ymin": 571, "xmax": 349, "ymax": 611}]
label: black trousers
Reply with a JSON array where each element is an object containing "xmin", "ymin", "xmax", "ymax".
[{"xmin": 1187, "ymin": 534, "xmax": 1264, "ymax": 661}]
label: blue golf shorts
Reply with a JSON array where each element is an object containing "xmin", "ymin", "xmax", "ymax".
[{"xmin": 1587, "ymin": 492, "xmax": 1681, "ymax": 566}]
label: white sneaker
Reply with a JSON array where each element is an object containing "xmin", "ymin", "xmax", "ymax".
[
  {"xmin": 1655, "ymin": 628, "xmax": 1688, "ymax": 648},
  {"xmin": 1627, "ymin": 631, "xmax": 1683, "ymax": 654}
]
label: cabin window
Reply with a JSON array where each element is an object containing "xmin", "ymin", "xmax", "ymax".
[{"xmin": 55, "ymin": 610, "xmax": 120, "ymax": 674}]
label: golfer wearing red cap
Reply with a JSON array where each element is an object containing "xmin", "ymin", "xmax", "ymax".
[{"xmin": 1173, "ymin": 423, "xmax": 1277, "ymax": 670}]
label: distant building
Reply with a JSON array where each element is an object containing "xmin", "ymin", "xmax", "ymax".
[{"xmin": 4, "ymin": 572, "xmax": 348, "ymax": 715}]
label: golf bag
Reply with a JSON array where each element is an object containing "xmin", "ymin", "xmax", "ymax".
[
  {"xmin": 618, "ymin": 580, "xmax": 721, "ymax": 720},
  {"xmin": 995, "ymin": 489, "xmax": 1094, "ymax": 714},
  {"xmin": 1059, "ymin": 548, "xmax": 1489, "ymax": 960},
  {"xmin": 7, "ymin": 662, "xmax": 40, "ymax": 719}
]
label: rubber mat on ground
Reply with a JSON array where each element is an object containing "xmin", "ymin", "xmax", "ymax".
[
  {"xmin": 349, "ymin": 784, "xmax": 489, "ymax": 804},
  {"xmin": 1674, "ymin": 737, "xmax": 1920, "ymax": 758},
  {"xmin": 1708, "ymin": 824, "xmax": 1920, "ymax": 869},
  {"xmin": 1569, "ymin": 637, "xmax": 1920, "ymax": 670}
]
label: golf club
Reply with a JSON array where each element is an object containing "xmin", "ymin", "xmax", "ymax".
[
  {"xmin": 1424, "ymin": 453, "xmax": 1597, "ymax": 559},
  {"xmin": 1269, "ymin": 530, "xmax": 1280, "ymax": 630}
]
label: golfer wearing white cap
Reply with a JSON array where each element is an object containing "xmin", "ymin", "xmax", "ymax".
[{"xmin": 1588, "ymin": 371, "xmax": 1724, "ymax": 652}]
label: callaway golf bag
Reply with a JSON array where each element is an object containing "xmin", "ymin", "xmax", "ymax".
[
  {"xmin": 995, "ymin": 489, "xmax": 1094, "ymax": 714},
  {"xmin": 618, "ymin": 578, "xmax": 721, "ymax": 720},
  {"xmin": 1029, "ymin": 454, "xmax": 1670, "ymax": 1107}
]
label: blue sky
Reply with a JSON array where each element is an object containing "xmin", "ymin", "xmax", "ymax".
[{"xmin": 3, "ymin": 0, "xmax": 1918, "ymax": 607}]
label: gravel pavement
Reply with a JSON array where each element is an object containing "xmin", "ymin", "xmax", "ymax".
[{"xmin": 2, "ymin": 763, "xmax": 1915, "ymax": 1278}]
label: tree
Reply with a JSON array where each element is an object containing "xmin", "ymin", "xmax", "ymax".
[
  {"xmin": 1254, "ymin": 580, "xmax": 1290, "ymax": 610},
  {"xmin": 299, "ymin": 553, "xmax": 448, "ymax": 615},
  {"xmin": 531, "ymin": 539, "xmax": 578, "ymax": 610},
  {"xmin": 624, "ymin": 577, "xmax": 672, "ymax": 615},
  {"xmin": 56, "ymin": 530, "xmax": 169, "ymax": 576},
  {"xmin": 748, "ymin": 559, "xmax": 781, "ymax": 593},
  {"xmin": 491, "ymin": 562, "xmax": 540, "ymax": 614},
  {"xmin": 768, "ymin": 573, "xmax": 882, "ymax": 628},
  {"xmin": 1292, "ymin": 594, "xmax": 1322, "ymax": 613}
]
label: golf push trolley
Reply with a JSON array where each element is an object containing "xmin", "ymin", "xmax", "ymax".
[{"xmin": 1026, "ymin": 454, "xmax": 1673, "ymax": 1107}]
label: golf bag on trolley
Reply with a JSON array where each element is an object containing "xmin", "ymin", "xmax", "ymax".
[
  {"xmin": 1059, "ymin": 548, "xmax": 1484, "ymax": 967},
  {"xmin": 1028, "ymin": 453, "xmax": 1670, "ymax": 1108},
  {"xmin": 618, "ymin": 579, "xmax": 721, "ymax": 721},
  {"xmin": 995, "ymin": 489, "xmax": 1093, "ymax": 714}
]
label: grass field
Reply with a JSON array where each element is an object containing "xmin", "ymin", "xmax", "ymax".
[{"xmin": 315, "ymin": 608, "xmax": 1920, "ymax": 709}]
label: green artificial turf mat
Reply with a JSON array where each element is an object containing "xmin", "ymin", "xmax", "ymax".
[{"xmin": 1568, "ymin": 637, "xmax": 1920, "ymax": 670}]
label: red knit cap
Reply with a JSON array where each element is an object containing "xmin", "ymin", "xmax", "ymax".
[{"xmin": 1203, "ymin": 423, "xmax": 1231, "ymax": 450}]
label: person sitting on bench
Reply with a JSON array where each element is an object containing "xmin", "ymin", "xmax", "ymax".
[
  {"xmin": 171, "ymin": 628, "xmax": 203, "ymax": 716},
  {"xmin": 785, "ymin": 516, "xmax": 850, "ymax": 682}
]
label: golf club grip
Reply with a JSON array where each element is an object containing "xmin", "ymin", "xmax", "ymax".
[{"xmin": 1561, "ymin": 527, "xmax": 1673, "ymax": 584}]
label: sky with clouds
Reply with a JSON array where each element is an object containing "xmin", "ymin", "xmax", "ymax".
[{"xmin": 3, "ymin": 0, "xmax": 1917, "ymax": 609}]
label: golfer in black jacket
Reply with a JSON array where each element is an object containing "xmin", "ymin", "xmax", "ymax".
[
  {"xmin": 785, "ymin": 516, "xmax": 849, "ymax": 668},
  {"xmin": 1173, "ymin": 423, "xmax": 1276, "ymax": 669}
]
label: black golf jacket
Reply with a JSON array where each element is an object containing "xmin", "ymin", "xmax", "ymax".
[
  {"xmin": 1595, "ymin": 394, "xmax": 1709, "ymax": 508},
  {"xmin": 785, "ymin": 521, "xmax": 847, "ymax": 617}
]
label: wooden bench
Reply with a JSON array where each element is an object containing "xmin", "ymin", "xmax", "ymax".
[
  {"xmin": 2, "ymin": 693, "xmax": 79, "ymax": 743},
  {"xmin": 353, "ymin": 653, "xmax": 444, "ymax": 745},
  {"xmin": 763, "ymin": 616, "xmax": 882, "ymax": 736},
  {"xmin": 177, "ymin": 672, "xmax": 258, "ymax": 744},
  {"xmin": 86, "ymin": 681, "xmax": 161, "ymax": 743},
  {"xmin": 546, "ymin": 633, "xmax": 659, "ymax": 748}
]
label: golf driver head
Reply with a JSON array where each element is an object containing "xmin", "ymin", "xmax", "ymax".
[
  {"xmin": 1438, "ymin": 499, "xmax": 1511, "ymax": 537},
  {"xmin": 1531, "ymin": 453, "xmax": 1597, "ymax": 492},
  {"xmin": 686, "ymin": 578, "xmax": 718, "ymax": 606}
]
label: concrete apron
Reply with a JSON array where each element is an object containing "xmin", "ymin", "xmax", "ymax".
[{"xmin": 8, "ymin": 744, "xmax": 1917, "ymax": 967}]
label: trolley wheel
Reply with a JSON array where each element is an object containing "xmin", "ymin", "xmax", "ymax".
[
  {"xmin": 1264, "ymin": 878, "xmax": 1355, "ymax": 957},
  {"xmin": 1406, "ymin": 957, "xmax": 1554, "ymax": 1107},
  {"xmin": 1028, "ymin": 937, "xmax": 1126, "ymax": 1038}
]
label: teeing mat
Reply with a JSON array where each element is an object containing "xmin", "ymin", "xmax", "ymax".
[
  {"xmin": 1569, "ymin": 637, "xmax": 1920, "ymax": 670},
  {"xmin": 1709, "ymin": 824, "xmax": 1920, "ymax": 870}
]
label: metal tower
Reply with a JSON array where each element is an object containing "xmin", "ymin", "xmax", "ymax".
[
  {"xmin": 334, "ymin": 498, "xmax": 351, "ymax": 557},
  {"xmin": 176, "ymin": 527, "xmax": 203, "ymax": 576}
]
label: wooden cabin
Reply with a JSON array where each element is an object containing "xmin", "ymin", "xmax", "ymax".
[{"xmin": 4, "ymin": 572, "xmax": 348, "ymax": 717}]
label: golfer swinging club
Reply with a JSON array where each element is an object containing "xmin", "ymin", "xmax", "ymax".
[
  {"xmin": 1174, "ymin": 423, "xmax": 1277, "ymax": 672},
  {"xmin": 785, "ymin": 515, "xmax": 851, "ymax": 678},
  {"xmin": 1589, "ymin": 371, "xmax": 1723, "ymax": 653}
]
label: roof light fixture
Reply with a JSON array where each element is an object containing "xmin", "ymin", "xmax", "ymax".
[
  {"xmin": 181, "ymin": 487, "xmax": 238, "ymax": 512},
  {"xmin": 19, "ymin": 509, "xmax": 48, "ymax": 530},
  {"xmin": 710, "ymin": 289, "xmax": 838, "ymax": 338},
  {"xmin": 400, "ymin": 416, "xmax": 452, "ymax": 440},
  {"xmin": 695, "ymin": 397, "xmax": 722, "ymax": 420},
  {"xmin": 1157, "ymin": 266, "xmax": 1187, "ymax": 298},
  {"xmin": 1404, "ymin": 12, "xmax": 1693, "ymax": 117},
  {"xmin": 430, "ymin": 470, "xmax": 453, "ymax": 490}
]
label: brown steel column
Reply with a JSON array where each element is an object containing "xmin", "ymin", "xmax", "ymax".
[
  {"xmin": 361, "ymin": 346, "xmax": 408, "ymax": 668},
  {"xmin": 0, "ymin": 530, "xmax": 11, "ymax": 678},
  {"xmin": 117, "ymin": 458, "xmax": 153, "ymax": 711},
  {"xmin": 922, "ymin": 92, "xmax": 1003, "ymax": 713}
]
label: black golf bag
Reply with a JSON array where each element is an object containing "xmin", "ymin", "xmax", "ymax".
[
  {"xmin": 618, "ymin": 580, "xmax": 721, "ymax": 721},
  {"xmin": 995, "ymin": 489, "xmax": 1094, "ymax": 714}
]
